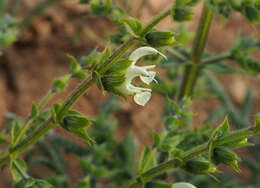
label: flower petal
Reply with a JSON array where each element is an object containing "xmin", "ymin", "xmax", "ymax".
[
  {"xmin": 140, "ymin": 71, "xmax": 156, "ymax": 84},
  {"xmin": 134, "ymin": 91, "xmax": 151, "ymax": 106},
  {"xmin": 173, "ymin": 183, "xmax": 197, "ymax": 188},
  {"xmin": 129, "ymin": 47, "xmax": 167, "ymax": 64}
]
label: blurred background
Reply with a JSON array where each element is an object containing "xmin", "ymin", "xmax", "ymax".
[{"xmin": 0, "ymin": 0, "xmax": 260, "ymax": 187}]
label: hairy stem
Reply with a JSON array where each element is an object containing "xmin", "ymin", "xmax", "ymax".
[
  {"xmin": 178, "ymin": 4, "xmax": 213, "ymax": 100},
  {"xmin": 13, "ymin": 89, "xmax": 55, "ymax": 147},
  {"xmin": 126, "ymin": 126, "xmax": 255, "ymax": 188},
  {"xmin": 0, "ymin": 3, "xmax": 173, "ymax": 167}
]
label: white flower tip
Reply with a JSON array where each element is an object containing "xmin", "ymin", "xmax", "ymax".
[
  {"xmin": 129, "ymin": 46, "xmax": 167, "ymax": 63},
  {"xmin": 134, "ymin": 91, "xmax": 151, "ymax": 106},
  {"xmin": 173, "ymin": 182, "xmax": 197, "ymax": 188},
  {"xmin": 158, "ymin": 51, "xmax": 167, "ymax": 60}
]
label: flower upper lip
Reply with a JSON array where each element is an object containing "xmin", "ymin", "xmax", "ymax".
[{"xmin": 115, "ymin": 46, "xmax": 167, "ymax": 106}]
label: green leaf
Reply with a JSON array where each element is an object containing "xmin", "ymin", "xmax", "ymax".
[
  {"xmin": 160, "ymin": 135, "xmax": 183, "ymax": 152},
  {"xmin": 254, "ymin": 114, "xmax": 260, "ymax": 135},
  {"xmin": 25, "ymin": 177, "xmax": 53, "ymax": 188},
  {"xmin": 53, "ymin": 103, "xmax": 62, "ymax": 123},
  {"xmin": 94, "ymin": 70, "xmax": 105, "ymax": 93},
  {"xmin": 10, "ymin": 120, "xmax": 22, "ymax": 146},
  {"xmin": 207, "ymin": 63, "xmax": 245, "ymax": 75},
  {"xmin": 73, "ymin": 70, "xmax": 88, "ymax": 80},
  {"xmin": 9, "ymin": 158, "xmax": 28, "ymax": 183},
  {"xmin": 90, "ymin": 0, "xmax": 112, "ymax": 16},
  {"xmin": 151, "ymin": 131, "xmax": 161, "ymax": 147},
  {"xmin": 96, "ymin": 47, "xmax": 111, "ymax": 69},
  {"xmin": 172, "ymin": 0, "xmax": 195, "ymax": 22},
  {"xmin": 205, "ymin": 106, "xmax": 227, "ymax": 124},
  {"xmin": 30, "ymin": 102, "xmax": 39, "ymax": 119},
  {"xmin": 119, "ymin": 133, "xmax": 138, "ymax": 174},
  {"xmin": 138, "ymin": 146, "xmax": 157, "ymax": 175},
  {"xmin": 79, "ymin": 158, "xmax": 111, "ymax": 178},
  {"xmin": 52, "ymin": 74, "xmax": 71, "ymax": 93},
  {"xmin": 0, "ymin": 132, "xmax": 8, "ymax": 145},
  {"xmin": 240, "ymin": 88, "xmax": 253, "ymax": 121},
  {"xmin": 121, "ymin": 17, "xmax": 143, "ymax": 37},
  {"xmin": 76, "ymin": 176, "xmax": 91, "ymax": 188},
  {"xmin": 68, "ymin": 55, "xmax": 81, "ymax": 74},
  {"xmin": 209, "ymin": 117, "xmax": 230, "ymax": 161}
]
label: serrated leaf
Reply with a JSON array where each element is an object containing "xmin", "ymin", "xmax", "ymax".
[
  {"xmin": 68, "ymin": 55, "xmax": 81, "ymax": 74},
  {"xmin": 121, "ymin": 17, "xmax": 143, "ymax": 37},
  {"xmin": 52, "ymin": 74, "xmax": 71, "ymax": 93},
  {"xmin": 209, "ymin": 117, "xmax": 230, "ymax": 161},
  {"xmin": 31, "ymin": 102, "xmax": 39, "ymax": 119}
]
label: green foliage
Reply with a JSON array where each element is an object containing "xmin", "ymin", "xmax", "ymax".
[
  {"xmin": 121, "ymin": 17, "xmax": 143, "ymax": 37},
  {"xmin": 206, "ymin": 0, "xmax": 260, "ymax": 22},
  {"xmin": 90, "ymin": 0, "xmax": 112, "ymax": 16},
  {"xmin": 52, "ymin": 75, "xmax": 71, "ymax": 93},
  {"xmin": 0, "ymin": 14, "xmax": 18, "ymax": 52},
  {"xmin": 172, "ymin": 0, "xmax": 201, "ymax": 22}
]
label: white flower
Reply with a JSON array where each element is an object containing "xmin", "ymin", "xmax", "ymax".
[
  {"xmin": 115, "ymin": 47, "xmax": 166, "ymax": 106},
  {"xmin": 172, "ymin": 182, "xmax": 197, "ymax": 188}
]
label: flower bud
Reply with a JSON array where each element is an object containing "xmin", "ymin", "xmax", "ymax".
[
  {"xmin": 182, "ymin": 159, "xmax": 216, "ymax": 174},
  {"xmin": 145, "ymin": 31, "xmax": 175, "ymax": 47},
  {"xmin": 172, "ymin": 6, "xmax": 193, "ymax": 22},
  {"xmin": 62, "ymin": 114, "xmax": 91, "ymax": 130},
  {"xmin": 213, "ymin": 147, "xmax": 240, "ymax": 172}
]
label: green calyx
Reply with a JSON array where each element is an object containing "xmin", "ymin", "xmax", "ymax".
[
  {"xmin": 145, "ymin": 30, "xmax": 176, "ymax": 47},
  {"xmin": 100, "ymin": 58, "xmax": 132, "ymax": 97},
  {"xmin": 212, "ymin": 146, "xmax": 240, "ymax": 172},
  {"xmin": 182, "ymin": 158, "xmax": 216, "ymax": 174}
]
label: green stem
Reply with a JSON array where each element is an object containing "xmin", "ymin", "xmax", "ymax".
[
  {"xmin": 140, "ymin": 7, "xmax": 172, "ymax": 36},
  {"xmin": 202, "ymin": 51, "xmax": 232, "ymax": 65},
  {"xmin": 126, "ymin": 126, "xmax": 255, "ymax": 188},
  {"xmin": 38, "ymin": 90, "xmax": 54, "ymax": 110},
  {"xmin": 166, "ymin": 48, "xmax": 188, "ymax": 62},
  {"xmin": 0, "ymin": 4, "xmax": 173, "ymax": 167},
  {"xmin": 100, "ymin": 5, "xmax": 172, "ymax": 75},
  {"xmin": 178, "ymin": 4, "xmax": 213, "ymax": 101},
  {"xmin": 12, "ymin": 89, "xmax": 55, "ymax": 147},
  {"xmin": 99, "ymin": 37, "xmax": 138, "ymax": 75}
]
